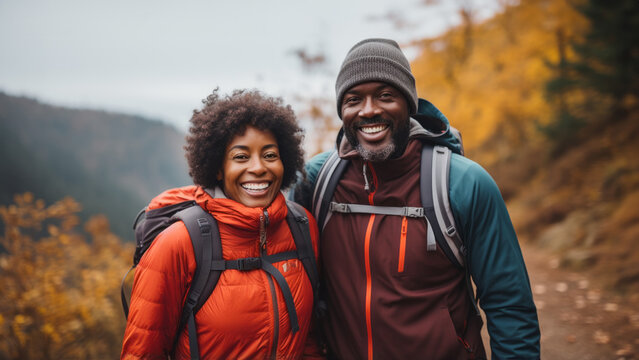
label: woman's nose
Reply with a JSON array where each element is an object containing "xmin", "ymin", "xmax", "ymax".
[{"xmin": 247, "ymin": 157, "xmax": 267, "ymax": 175}]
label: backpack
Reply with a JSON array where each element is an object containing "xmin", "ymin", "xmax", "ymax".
[
  {"xmin": 120, "ymin": 190, "xmax": 319, "ymax": 359},
  {"xmin": 311, "ymin": 110, "xmax": 479, "ymax": 314}
]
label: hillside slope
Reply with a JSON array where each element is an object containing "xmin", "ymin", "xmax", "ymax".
[
  {"xmin": 410, "ymin": 0, "xmax": 639, "ymax": 294},
  {"xmin": 0, "ymin": 92, "xmax": 191, "ymax": 238}
]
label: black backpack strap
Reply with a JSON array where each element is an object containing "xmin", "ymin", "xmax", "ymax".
[
  {"xmin": 312, "ymin": 150, "xmax": 349, "ymax": 231},
  {"xmin": 285, "ymin": 201, "xmax": 320, "ymax": 312},
  {"xmin": 121, "ymin": 202, "xmax": 200, "ymax": 319},
  {"xmin": 120, "ymin": 265, "xmax": 136, "ymax": 318},
  {"xmin": 261, "ymin": 259, "xmax": 301, "ymax": 333},
  {"xmin": 205, "ymin": 250, "xmax": 303, "ymax": 334},
  {"xmin": 171, "ymin": 205, "xmax": 221, "ymax": 360}
]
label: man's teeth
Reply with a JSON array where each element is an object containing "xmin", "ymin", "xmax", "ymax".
[
  {"xmin": 242, "ymin": 182, "xmax": 270, "ymax": 190},
  {"xmin": 360, "ymin": 124, "xmax": 388, "ymax": 134}
]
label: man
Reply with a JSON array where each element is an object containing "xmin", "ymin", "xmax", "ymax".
[{"xmin": 291, "ymin": 38, "xmax": 540, "ymax": 359}]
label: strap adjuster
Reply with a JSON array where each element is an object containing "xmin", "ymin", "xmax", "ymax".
[
  {"xmin": 330, "ymin": 203, "xmax": 348, "ymax": 213},
  {"xmin": 237, "ymin": 257, "xmax": 261, "ymax": 270},
  {"xmin": 196, "ymin": 218, "xmax": 211, "ymax": 233},
  {"xmin": 185, "ymin": 294, "xmax": 199, "ymax": 307},
  {"xmin": 404, "ymin": 207, "xmax": 424, "ymax": 218},
  {"xmin": 446, "ymin": 225, "xmax": 456, "ymax": 237}
]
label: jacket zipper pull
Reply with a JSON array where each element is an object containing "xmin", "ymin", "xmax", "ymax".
[
  {"xmin": 363, "ymin": 162, "xmax": 370, "ymax": 192},
  {"xmin": 260, "ymin": 209, "xmax": 269, "ymax": 254},
  {"xmin": 398, "ymin": 216, "xmax": 408, "ymax": 273}
]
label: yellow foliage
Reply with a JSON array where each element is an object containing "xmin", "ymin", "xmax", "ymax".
[
  {"xmin": 411, "ymin": 0, "xmax": 588, "ymax": 165},
  {"xmin": 0, "ymin": 193, "xmax": 134, "ymax": 359}
]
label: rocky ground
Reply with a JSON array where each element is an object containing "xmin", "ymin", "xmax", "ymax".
[{"xmin": 482, "ymin": 243, "xmax": 639, "ymax": 359}]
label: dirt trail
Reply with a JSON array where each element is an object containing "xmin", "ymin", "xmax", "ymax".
[{"xmin": 485, "ymin": 243, "xmax": 639, "ymax": 359}]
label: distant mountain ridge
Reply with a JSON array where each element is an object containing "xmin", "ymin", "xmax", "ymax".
[{"xmin": 0, "ymin": 92, "xmax": 192, "ymax": 238}]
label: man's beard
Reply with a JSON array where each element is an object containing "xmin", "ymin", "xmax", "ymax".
[
  {"xmin": 344, "ymin": 116, "xmax": 410, "ymax": 162},
  {"xmin": 356, "ymin": 143, "xmax": 396, "ymax": 162}
]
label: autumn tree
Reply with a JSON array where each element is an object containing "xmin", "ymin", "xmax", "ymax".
[
  {"xmin": 290, "ymin": 46, "xmax": 341, "ymax": 156},
  {"xmin": 0, "ymin": 193, "xmax": 133, "ymax": 359},
  {"xmin": 544, "ymin": 0, "xmax": 639, "ymax": 141}
]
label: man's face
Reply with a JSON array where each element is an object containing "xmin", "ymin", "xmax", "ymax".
[{"xmin": 340, "ymin": 82, "xmax": 410, "ymax": 162}]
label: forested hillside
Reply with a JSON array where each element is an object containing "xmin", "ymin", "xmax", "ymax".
[{"xmin": 0, "ymin": 93, "xmax": 191, "ymax": 238}]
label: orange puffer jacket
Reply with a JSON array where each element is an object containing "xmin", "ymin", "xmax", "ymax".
[{"xmin": 121, "ymin": 186, "xmax": 320, "ymax": 360}]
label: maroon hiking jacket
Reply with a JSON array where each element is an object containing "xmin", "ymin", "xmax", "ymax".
[{"xmin": 321, "ymin": 139, "xmax": 486, "ymax": 359}]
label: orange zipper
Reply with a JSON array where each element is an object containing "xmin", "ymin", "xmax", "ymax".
[
  {"xmin": 364, "ymin": 214, "xmax": 375, "ymax": 360},
  {"xmin": 364, "ymin": 162, "xmax": 378, "ymax": 360},
  {"xmin": 398, "ymin": 216, "xmax": 408, "ymax": 272}
]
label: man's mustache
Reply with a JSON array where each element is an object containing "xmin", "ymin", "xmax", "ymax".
[{"xmin": 354, "ymin": 116, "xmax": 391, "ymax": 127}]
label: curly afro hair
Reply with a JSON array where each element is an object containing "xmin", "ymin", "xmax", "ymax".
[{"xmin": 185, "ymin": 89, "xmax": 305, "ymax": 190}]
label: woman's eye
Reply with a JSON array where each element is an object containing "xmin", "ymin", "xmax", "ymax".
[
  {"xmin": 264, "ymin": 152, "xmax": 279, "ymax": 160},
  {"xmin": 233, "ymin": 154, "xmax": 249, "ymax": 160}
]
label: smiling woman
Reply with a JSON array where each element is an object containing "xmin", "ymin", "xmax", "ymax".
[
  {"xmin": 120, "ymin": 89, "xmax": 322, "ymax": 360},
  {"xmin": 185, "ymin": 89, "xmax": 304, "ymax": 193},
  {"xmin": 220, "ymin": 126, "xmax": 284, "ymax": 208}
]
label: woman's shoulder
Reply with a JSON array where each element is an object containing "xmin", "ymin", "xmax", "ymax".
[{"xmin": 138, "ymin": 221, "xmax": 196, "ymax": 274}]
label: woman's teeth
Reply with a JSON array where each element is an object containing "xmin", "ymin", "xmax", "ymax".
[{"xmin": 242, "ymin": 182, "xmax": 269, "ymax": 190}]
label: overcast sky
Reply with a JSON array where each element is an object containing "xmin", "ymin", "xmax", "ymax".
[{"xmin": 0, "ymin": 0, "xmax": 500, "ymax": 132}]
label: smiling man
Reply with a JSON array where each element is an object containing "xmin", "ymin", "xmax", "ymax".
[
  {"xmin": 340, "ymin": 81, "xmax": 411, "ymax": 162},
  {"xmin": 291, "ymin": 38, "xmax": 540, "ymax": 359}
]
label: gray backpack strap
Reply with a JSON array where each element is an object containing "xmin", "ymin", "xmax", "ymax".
[
  {"xmin": 431, "ymin": 145, "xmax": 481, "ymax": 316},
  {"xmin": 421, "ymin": 145, "xmax": 465, "ymax": 268},
  {"xmin": 431, "ymin": 145, "xmax": 466, "ymax": 266},
  {"xmin": 329, "ymin": 202, "xmax": 425, "ymax": 218},
  {"xmin": 312, "ymin": 150, "xmax": 348, "ymax": 231}
]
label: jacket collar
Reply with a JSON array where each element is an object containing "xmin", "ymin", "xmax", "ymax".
[{"xmin": 196, "ymin": 187, "xmax": 288, "ymax": 231}]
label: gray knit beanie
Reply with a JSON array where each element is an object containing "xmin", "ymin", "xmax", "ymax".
[{"xmin": 335, "ymin": 38, "xmax": 418, "ymax": 118}]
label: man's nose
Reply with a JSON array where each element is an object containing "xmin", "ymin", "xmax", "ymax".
[{"xmin": 358, "ymin": 98, "xmax": 381, "ymax": 118}]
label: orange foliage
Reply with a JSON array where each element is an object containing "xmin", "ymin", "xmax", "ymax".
[
  {"xmin": 299, "ymin": 97, "xmax": 342, "ymax": 157},
  {"xmin": 0, "ymin": 193, "xmax": 133, "ymax": 359},
  {"xmin": 411, "ymin": 0, "xmax": 588, "ymax": 165}
]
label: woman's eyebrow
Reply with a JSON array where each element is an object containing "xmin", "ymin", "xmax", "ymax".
[{"xmin": 228, "ymin": 145, "xmax": 249, "ymax": 151}]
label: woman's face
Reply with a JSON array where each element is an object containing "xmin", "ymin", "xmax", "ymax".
[{"xmin": 220, "ymin": 126, "xmax": 284, "ymax": 208}]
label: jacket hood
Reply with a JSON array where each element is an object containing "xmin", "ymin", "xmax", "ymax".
[
  {"xmin": 337, "ymin": 98, "xmax": 463, "ymax": 158},
  {"xmin": 148, "ymin": 185, "xmax": 288, "ymax": 232}
]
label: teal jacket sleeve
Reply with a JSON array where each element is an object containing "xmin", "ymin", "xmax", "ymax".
[
  {"xmin": 288, "ymin": 151, "xmax": 332, "ymax": 209},
  {"xmin": 449, "ymin": 154, "xmax": 540, "ymax": 359}
]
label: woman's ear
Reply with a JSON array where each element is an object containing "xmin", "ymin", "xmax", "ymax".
[{"xmin": 216, "ymin": 171, "xmax": 223, "ymax": 181}]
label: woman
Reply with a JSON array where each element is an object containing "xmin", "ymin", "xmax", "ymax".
[{"xmin": 121, "ymin": 89, "xmax": 321, "ymax": 359}]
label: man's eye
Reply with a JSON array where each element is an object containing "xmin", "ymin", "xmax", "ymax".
[{"xmin": 344, "ymin": 96, "xmax": 360, "ymax": 104}]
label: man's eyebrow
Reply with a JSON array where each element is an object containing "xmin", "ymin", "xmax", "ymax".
[{"xmin": 345, "ymin": 84, "xmax": 394, "ymax": 95}]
